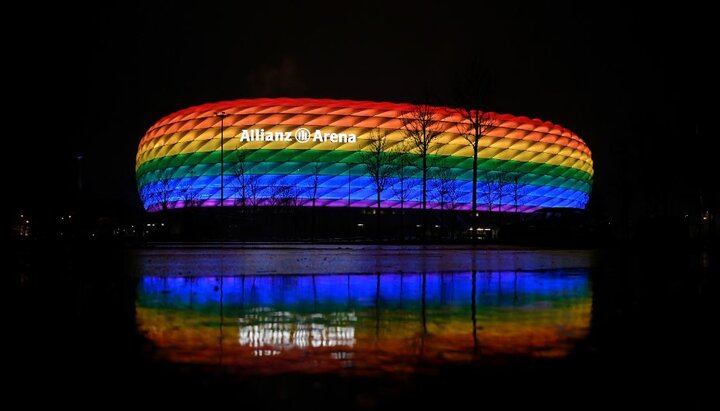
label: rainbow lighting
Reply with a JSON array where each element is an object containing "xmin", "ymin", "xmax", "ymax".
[
  {"xmin": 136, "ymin": 98, "xmax": 593, "ymax": 212},
  {"xmin": 136, "ymin": 271, "xmax": 591, "ymax": 371}
]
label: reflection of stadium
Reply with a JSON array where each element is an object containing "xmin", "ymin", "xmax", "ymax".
[
  {"xmin": 136, "ymin": 272, "xmax": 591, "ymax": 373},
  {"xmin": 136, "ymin": 98, "xmax": 593, "ymax": 212},
  {"xmin": 238, "ymin": 310, "xmax": 357, "ymax": 355}
]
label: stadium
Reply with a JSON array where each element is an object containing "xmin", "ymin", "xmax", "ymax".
[{"xmin": 136, "ymin": 98, "xmax": 593, "ymax": 213}]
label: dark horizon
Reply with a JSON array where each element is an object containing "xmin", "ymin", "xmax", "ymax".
[{"xmin": 10, "ymin": 2, "xmax": 716, "ymax": 233}]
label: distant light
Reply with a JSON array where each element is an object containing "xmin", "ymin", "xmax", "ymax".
[
  {"xmin": 357, "ymin": 223, "xmax": 364, "ymax": 227},
  {"xmin": 25, "ymin": 220, "xmax": 29, "ymax": 224},
  {"xmin": 161, "ymin": 223, "xmax": 165, "ymax": 227},
  {"xmin": 68, "ymin": 215, "xmax": 72, "ymax": 219},
  {"xmin": 20, "ymin": 214, "xmax": 23, "ymax": 218},
  {"xmin": 146, "ymin": 223, "xmax": 152, "ymax": 227},
  {"xmin": 434, "ymin": 225, "xmax": 440, "ymax": 228},
  {"xmin": 416, "ymin": 224, "xmax": 422, "ymax": 228}
]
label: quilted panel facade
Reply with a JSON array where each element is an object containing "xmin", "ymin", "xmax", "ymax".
[{"xmin": 136, "ymin": 98, "xmax": 593, "ymax": 212}]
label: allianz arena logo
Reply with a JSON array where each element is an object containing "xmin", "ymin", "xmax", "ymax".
[{"xmin": 239, "ymin": 128, "xmax": 357, "ymax": 144}]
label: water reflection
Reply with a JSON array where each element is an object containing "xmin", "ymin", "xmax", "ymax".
[{"xmin": 136, "ymin": 271, "xmax": 591, "ymax": 373}]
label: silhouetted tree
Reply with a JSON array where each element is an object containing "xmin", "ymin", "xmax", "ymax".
[
  {"xmin": 480, "ymin": 170, "xmax": 501, "ymax": 213},
  {"xmin": 454, "ymin": 59, "xmax": 498, "ymax": 240},
  {"xmin": 142, "ymin": 169, "xmax": 174, "ymax": 212},
  {"xmin": 180, "ymin": 171, "xmax": 203, "ymax": 208},
  {"xmin": 508, "ymin": 172, "xmax": 525, "ymax": 213},
  {"xmin": 359, "ymin": 129, "xmax": 394, "ymax": 240},
  {"xmin": 496, "ymin": 170, "xmax": 509, "ymax": 213},
  {"xmin": 430, "ymin": 161, "xmax": 461, "ymax": 238},
  {"xmin": 308, "ymin": 161, "xmax": 323, "ymax": 241},
  {"xmin": 232, "ymin": 150, "xmax": 260, "ymax": 209},
  {"xmin": 390, "ymin": 140, "xmax": 417, "ymax": 240},
  {"xmin": 269, "ymin": 184, "xmax": 300, "ymax": 208},
  {"xmin": 401, "ymin": 103, "xmax": 443, "ymax": 240}
]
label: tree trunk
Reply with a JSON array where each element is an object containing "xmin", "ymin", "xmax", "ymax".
[
  {"xmin": 311, "ymin": 198, "xmax": 316, "ymax": 242},
  {"xmin": 376, "ymin": 190, "xmax": 382, "ymax": 241},
  {"xmin": 400, "ymin": 195, "xmax": 405, "ymax": 243},
  {"xmin": 472, "ymin": 140, "xmax": 478, "ymax": 244},
  {"xmin": 422, "ymin": 153, "xmax": 427, "ymax": 243}
]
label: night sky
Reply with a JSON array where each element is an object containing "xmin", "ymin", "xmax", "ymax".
[{"xmin": 12, "ymin": 2, "xmax": 715, "ymax": 222}]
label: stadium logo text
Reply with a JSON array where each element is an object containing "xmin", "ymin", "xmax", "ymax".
[{"xmin": 239, "ymin": 128, "xmax": 357, "ymax": 144}]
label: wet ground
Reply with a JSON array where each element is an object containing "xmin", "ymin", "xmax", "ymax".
[{"xmin": 13, "ymin": 244, "xmax": 715, "ymax": 408}]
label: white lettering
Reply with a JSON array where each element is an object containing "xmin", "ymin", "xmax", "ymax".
[
  {"xmin": 239, "ymin": 129, "xmax": 357, "ymax": 144},
  {"xmin": 313, "ymin": 130, "xmax": 324, "ymax": 142}
]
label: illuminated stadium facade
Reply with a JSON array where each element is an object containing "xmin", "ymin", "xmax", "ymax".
[{"xmin": 136, "ymin": 98, "xmax": 593, "ymax": 213}]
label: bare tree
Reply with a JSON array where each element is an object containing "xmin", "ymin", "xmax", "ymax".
[
  {"xmin": 430, "ymin": 161, "xmax": 461, "ymax": 238},
  {"xmin": 308, "ymin": 161, "xmax": 323, "ymax": 241},
  {"xmin": 507, "ymin": 172, "xmax": 525, "ymax": 213},
  {"xmin": 431, "ymin": 164, "xmax": 460, "ymax": 212},
  {"xmin": 359, "ymin": 129, "xmax": 394, "ymax": 240},
  {"xmin": 480, "ymin": 170, "xmax": 501, "ymax": 213},
  {"xmin": 232, "ymin": 150, "xmax": 261, "ymax": 209},
  {"xmin": 263, "ymin": 181, "xmax": 300, "ymax": 239},
  {"xmin": 390, "ymin": 141, "xmax": 417, "ymax": 240},
  {"xmin": 454, "ymin": 59, "xmax": 498, "ymax": 239},
  {"xmin": 247, "ymin": 171, "xmax": 262, "ymax": 208},
  {"xmin": 141, "ymin": 169, "xmax": 174, "ymax": 212},
  {"xmin": 401, "ymin": 103, "xmax": 443, "ymax": 240},
  {"xmin": 269, "ymin": 184, "xmax": 300, "ymax": 208},
  {"xmin": 496, "ymin": 170, "xmax": 509, "ymax": 213},
  {"xmin": 180, "ymin": 171, "xmax": 203, "ymax": 208}
]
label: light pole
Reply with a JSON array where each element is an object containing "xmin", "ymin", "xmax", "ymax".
[{"xmin": 215, "ymin": 111, "xmax": 229, "ymax": 206}]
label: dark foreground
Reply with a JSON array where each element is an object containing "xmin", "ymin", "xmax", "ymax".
[{"xmin": 13, "ymin": 244, "xmax": 715, "ymax": 409}]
